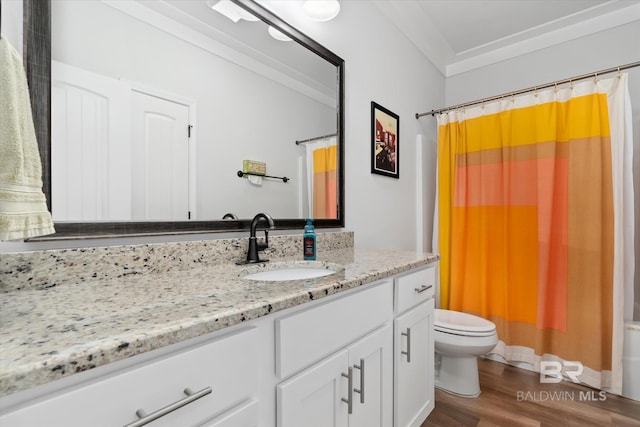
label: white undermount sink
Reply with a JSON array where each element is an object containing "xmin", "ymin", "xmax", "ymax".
[{"xmin": 242, "ymin": 262, "xmax": 339, "ymax": 282}]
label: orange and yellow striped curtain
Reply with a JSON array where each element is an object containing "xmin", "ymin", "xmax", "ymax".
[
  {"xmin": 311, "ymin": 142, "xmax": 337, "ymax": 219},
  {"xmin": 437, "ymin": 86, "xmax": 615, "ymax": 376}
]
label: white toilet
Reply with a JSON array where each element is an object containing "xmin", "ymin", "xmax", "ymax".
[{"xmin": 434, "ymin": 309, "xmax": 498, "ymax": 397}]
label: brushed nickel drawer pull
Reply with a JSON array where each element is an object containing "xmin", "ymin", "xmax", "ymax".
[
  {"xmin": 124, "ymin": 386, "xmax": 212, "ymax": 427},
  {"xmin": 341, "ymin": 367, "xmax": 354, "ymax": 414},
  {"xmin": 402, "ymin": 328, "xmax": 412, "ymax": 363},
  {"xmin": 353, "ymin": 358, "xmax": 365, "ymax": 404},
  {"xmin": 414, "ymin": 285, "xmax": 433, "ymax": 294}
]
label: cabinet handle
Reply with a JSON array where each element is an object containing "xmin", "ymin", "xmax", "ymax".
[
  {"xmin": 414, "ymin": 284, "xmax": 433, "ymax": 294},
  {"xmin": 401, "ymin": 328, "xmax": 412, "ymax": 363},
  {"xmin": 353, "ymin": 358, "xmax": 365, "ymax": 404},
  {"xmin": 341, "ymin": 367, "xmax": 354, "ymax": 414},
  {"xmin": 123, "ymin": 386, "xmax": 212, "ymax": 427}
]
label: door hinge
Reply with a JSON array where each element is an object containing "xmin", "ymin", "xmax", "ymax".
[{"xmin": 188, "ymin": 125, "xmax": 193, "ymax": 138}]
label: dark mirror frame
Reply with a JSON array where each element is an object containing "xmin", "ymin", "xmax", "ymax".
[{"xmin": 23, "ymin": 0, "xmax": 344, "ymax": 240}]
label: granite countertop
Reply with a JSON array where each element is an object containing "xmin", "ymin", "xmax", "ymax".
[{"xmin": 0, "ymin": 246, "xmax": 438, "ymax": 397}]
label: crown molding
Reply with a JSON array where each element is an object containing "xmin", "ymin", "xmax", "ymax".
[
  {"xmin": 376, "ymin": 0, "xmax": 640, "ymax": 78},
  {"xmin": 447, "ymin": 2, "xmax": 640, "ymax": 76},
  {"xmin": 372, "ymin": 0, "xmax": 453, "ymax": 76}
]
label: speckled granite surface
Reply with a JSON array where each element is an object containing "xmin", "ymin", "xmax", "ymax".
[
  {"xmin": 0, "ymin": 232, "xmax": 354, "ymax": 292},
  {"xmin": 0, "ymin": 233, "xmax": 438, "ymax": 397}
]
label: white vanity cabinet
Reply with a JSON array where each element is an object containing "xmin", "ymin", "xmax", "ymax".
[
  {"xmin": 393, "ymin": 267, "xmax": 436, "ymax": 427},
  {"xmin": 276, "ymin": 280, "xmax": 393, "ymax": 427},
  {"xmin": 277, "ymin": 324, "xmax": 392, "ymax": 427},
  {"xmin": 1, "ymin": 261, "xmax": 437, "ymax": 427},
  {"xmin": 0, "ymin": 327, "xmax": 259, "ymax": 427}
]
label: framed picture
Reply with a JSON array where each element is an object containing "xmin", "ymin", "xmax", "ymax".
[{"xmin": 371, "ymin": 101, "xmax": 399, "ymax": 179}]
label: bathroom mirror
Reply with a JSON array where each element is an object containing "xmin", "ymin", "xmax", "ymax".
[{"xmin": 23, "ymin": 0, "xmax": 344, "ymax": 239}]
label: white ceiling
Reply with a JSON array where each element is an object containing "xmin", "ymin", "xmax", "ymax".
[{"xmin": 373, "ymin": 0, "xmax": 640, "ymax": 76}]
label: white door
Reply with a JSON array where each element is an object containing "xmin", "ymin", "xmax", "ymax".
[
  {"xmin": 348, "ymin": 324, "xmax": 393, "ymax": 427},
  {"xmin": 394, "ymin": 299, "xmax": 435, "ymax": 427},
  {"xmin": 51, "ymin": 61, "xmax": 132, "ymax": 221},
  {"xmin": 132, "ymin": 91, "xmax": 190, "ymax": 221},
  {"xmin": 277, "ymin": 350, "xmax": 350, "ymax": 427}
]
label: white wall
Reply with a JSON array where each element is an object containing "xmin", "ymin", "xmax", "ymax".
[{"xmin": 444, "ymin": 20, "xmax": 640, "ymax": 319}]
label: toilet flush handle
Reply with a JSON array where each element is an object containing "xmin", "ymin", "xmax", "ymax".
[{"xmin": 401, "ymin": 328, "xmax": 411, "ymax": 363}]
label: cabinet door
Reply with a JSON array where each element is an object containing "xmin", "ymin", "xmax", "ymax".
[
  {"xmin": 277, "ymin": 350, "xmax": 349, "ymax": 427},
  {"xmin": 394, "ymin": 299, "xmax": 435, "ymax": 427},
  {"xmin": 348, "ymin": 324, "xmax": 393, "ymax": 427}
]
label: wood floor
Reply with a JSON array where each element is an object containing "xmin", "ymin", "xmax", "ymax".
[{"xmin": 423, "ymin": 359, "xmax": 640, "ymax": 426}]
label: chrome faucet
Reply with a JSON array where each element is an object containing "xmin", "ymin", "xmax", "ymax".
[{"xmin": 237, "ymin": 213, "xmax": 275, "ymax": 264}]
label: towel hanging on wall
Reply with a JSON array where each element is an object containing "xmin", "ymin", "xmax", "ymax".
[
  {"xmin": 0, "ymin": 36, "xmax": 55, "ymax": 240},
  {"xmin": 243, "ymin": 160, "xmax": 266, "ymax": 186}
]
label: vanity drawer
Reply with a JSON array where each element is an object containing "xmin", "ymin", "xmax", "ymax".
[
  {"xmin": 0, "ymin": 328, "xmax": 258, "ymax": 427},
  {"xmin": 395, "ymin": 266, "xmax": 436, "ymax": 314},
  {"xmin": 276, "ymin": 280, "xmax": 393, "ymax": 378},
  {"xmin": 201, "ymin": 399, "xmax": 259, "ymax": 427}
]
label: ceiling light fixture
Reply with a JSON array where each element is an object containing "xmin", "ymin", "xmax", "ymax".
[
  {"xmin": 303, "ymin": 0, "xmax": 340, "ymax": 22},
  {"xmin": 268, "ymin": 26, "xmax": 292, "ymax": 42},
  {"xmin": 207, "ymin": 0, "xmax": 259, "ymax": 23}
]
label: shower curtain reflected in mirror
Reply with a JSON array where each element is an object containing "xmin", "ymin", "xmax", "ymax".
[
  {"xmin": 305, "ymin": 136, "xmax": 337, "ymax": 219},
  {"xmin": 435, "ymin": 75, "xmax": 634, "ymax": 394}
]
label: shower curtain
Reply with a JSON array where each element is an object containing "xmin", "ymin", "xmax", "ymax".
[
  {"xmin": 306, "ymin": 136, "xmax": 337, "ymax": 219},
  {"xmin": 435, "ymin": 75, "xmax": 634, "ymax": 393}
]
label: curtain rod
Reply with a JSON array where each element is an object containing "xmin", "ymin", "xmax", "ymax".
[
  {"xmin": 295, "ymin": 133, "xmax": 337, "ymax": 145},
  {"xmin": 416, "ymin": 61, "xmax": 640, "ymax": 119}
]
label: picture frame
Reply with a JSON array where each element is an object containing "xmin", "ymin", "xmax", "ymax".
[{"xmin": 371, "ymin": 101, "xmax": 399, "ymax": 179}]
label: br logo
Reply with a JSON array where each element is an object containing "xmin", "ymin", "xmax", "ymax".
[{"xmin": 540, "ymin": 361, "xmax": 583, "ymax": 383}]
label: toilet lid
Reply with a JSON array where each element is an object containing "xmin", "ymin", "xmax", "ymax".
[{"xmin": 434, "ymin": 309, "xmax": 496, "ymax": 335}]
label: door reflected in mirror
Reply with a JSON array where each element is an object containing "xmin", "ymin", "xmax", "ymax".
[{"xmin": 50, "ymin": 0, "xmax": 341, "ymax": 224}]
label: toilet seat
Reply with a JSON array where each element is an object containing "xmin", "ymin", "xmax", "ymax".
[{"xmin": 435, "ymin": 309, "xmax": 496, "ymax": 337}]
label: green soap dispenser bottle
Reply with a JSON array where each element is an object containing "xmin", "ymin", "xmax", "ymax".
[{"xmin": 303, "ymin": 218, "xmax": 316, "ymax": 260}]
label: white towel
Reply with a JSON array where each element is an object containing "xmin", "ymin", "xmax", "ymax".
[
  {"xmin": 248, "ymin": 175, "xmax": 263, "ymax": 186},
  {"xmin": 0, "ymin": 37, "xmax": 55, "ymax": 240}
]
